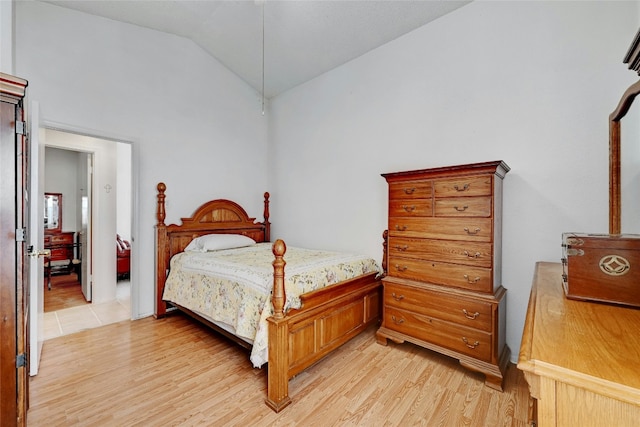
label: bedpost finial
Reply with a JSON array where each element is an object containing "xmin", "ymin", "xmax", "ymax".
[
  {"xmin": 157, "ymin": 182, "xmax": 166, "ymax": 193},
  {"xmin": 272, "ymin": 239, "xmax": 286, "ymax": 256}
]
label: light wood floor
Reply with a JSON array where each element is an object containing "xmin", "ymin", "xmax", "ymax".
[
  {"xmin": 44, "ymin": 273, "xmax": 87, "ymax": 312},
  {"xmin": 28, "ymin": 313, "xmax": 531, "ymax": 426}
]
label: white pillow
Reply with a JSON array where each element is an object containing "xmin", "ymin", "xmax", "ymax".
[{"xmin": 184, "ymin": 234, "xmax": 256, "ymax": 252}]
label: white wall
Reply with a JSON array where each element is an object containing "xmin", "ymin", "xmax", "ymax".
[
  {"xmin": 16, "ymin": 1, "xmax": 269, "ymax": 316},
  {"xmin": 0, "ymin": 0, "xmax": 14, "ymax": 73},
  {"xmin": 44, "ymin": 147, "xmax": 80, "ymax": 232},
  {"xmin": 269, "ymin": 1, "xmax": 640, "ymax": 363}
]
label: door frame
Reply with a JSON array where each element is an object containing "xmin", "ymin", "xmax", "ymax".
[{"xmin": 40, "ymin": 121, "xmax": 139, "ymax": 318}]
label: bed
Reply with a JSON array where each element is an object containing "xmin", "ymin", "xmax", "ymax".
[{"xmin": 154, "ymin": 183, "xmax": 384, "ymax": 412}]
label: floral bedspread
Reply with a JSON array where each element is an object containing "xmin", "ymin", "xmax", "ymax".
[{"xmin": 162, "ymin": 242, "xmax": 381, "ymax": 367}]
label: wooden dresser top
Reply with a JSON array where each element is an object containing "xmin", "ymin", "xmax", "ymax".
[{"xmin": 518, "ymin": 262, "xmax": 640, "ymax": 404}]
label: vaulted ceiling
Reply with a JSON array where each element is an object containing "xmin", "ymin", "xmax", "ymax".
[{"xmin": 43, "ymin": 1, "xmax": 471, "ymax": 98}]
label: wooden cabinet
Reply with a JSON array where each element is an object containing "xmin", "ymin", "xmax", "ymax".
[
  {"xmin": 377, "ymin": 161, "xmax": 510, "ymax": 390},
  {"xmin": 518, "ymin": 262, "xmax": 640, "ymax": 427},
  {"xmin": 0, "ymin": 72, "xmax": 29, "ymax": 426}
]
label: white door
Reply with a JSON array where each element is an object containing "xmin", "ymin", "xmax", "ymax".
[
  {"xmin": 28, "ymin": 101, "xmax": 45, "ymax": 376},
  {"xmin": 81, "ymin": 154, "xmax": 92, "ymax": 301}
]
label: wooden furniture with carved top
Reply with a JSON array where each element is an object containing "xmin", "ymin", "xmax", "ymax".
[
  {"xmin": 376, "ymin": 161, "xmax": 510, "ymax": 390},
  {"xmin": 517, "ymin": 262, "xmax": 640, "ymax": 427},
  {"xmin": 155, "ymin": 183, "xmax": 382, "ymax": 412}
]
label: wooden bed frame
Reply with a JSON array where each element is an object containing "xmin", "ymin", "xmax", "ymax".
[{"xmin": 155, "ymin": 183, "xmax": 383, "ymax": 412}]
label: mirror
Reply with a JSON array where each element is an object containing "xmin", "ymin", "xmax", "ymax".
[
  {"xmin": 620, "ymin": 91, "xmax": 640, "ymax": 234},
  {"xmin": 611, "ymin": 30, "xmax": 640, "ymax": 234},
  {"xmin": 44, "ymin": 192, "xmax": 62, "ymax": 233}
]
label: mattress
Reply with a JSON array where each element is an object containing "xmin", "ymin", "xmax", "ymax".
[{"xmin": 162, "ymin": 242, "xmax": 380, "ymax": 367}]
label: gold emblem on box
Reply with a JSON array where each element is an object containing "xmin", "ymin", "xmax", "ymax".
[{"xmin": 599, "ymin": 255, "xmax": 630, "ymax": 276}]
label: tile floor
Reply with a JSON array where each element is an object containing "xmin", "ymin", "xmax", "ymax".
[{"xmin": 43, "ymin": 280, "xmax": 131, "ymax": 340}]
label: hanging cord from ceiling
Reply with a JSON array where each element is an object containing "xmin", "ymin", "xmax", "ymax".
[{"xmin": 261, "ymin": 0, "xmax": 265, "ymax": 115}]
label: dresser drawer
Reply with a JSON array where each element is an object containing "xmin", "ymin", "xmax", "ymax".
[
  {"xmin": 389, "ymin": 199, "xmax": 432, "ymax": 217},
  {"xmin": 389, "ymin": 217, "xmax": 492, "ymax": 242},
  {"xmin": 383, "ymin": 282, "xmax": 493, "ymax": 331},
  {"xmin": 48, "ymin": 233, "xmax": 73, "ymax": 244},
  {"xmin": 384, "ymin": 306, "xmax": 492, "ymax": 361},
  {"xmin": 49, "ymin": 247, "xmax": 70, "ymax": 261},
  {"xmin": 434, "ymin": 196, "xmax": 492, "ymax": 217},
  {"xmin": 389, "ymin": 181, "xmax": 432, "ymax": 200},
  {"xmin": 388, "ymin": 256, "xmax": 493, "ymax": 293},
  {"xmin": 388, "ymin": 237, "xmax": 492, "ymax": 268},
  {"xmin": 434, "ymin": 175, "xmax": 492, "ymax": 197}
]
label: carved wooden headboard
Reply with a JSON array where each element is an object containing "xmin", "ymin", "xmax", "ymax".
[{"xmin": 154, "ymin": 182, "xmax": 270, "ymax": 317}]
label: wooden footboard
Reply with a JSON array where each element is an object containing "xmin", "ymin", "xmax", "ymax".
[
  {"xmin": 155, "ymin": 183, "xmax": 383, "ymax": 412},
  {"xmin": 266, "ymin": 240, "xmax": 381, "ymax": 412}
]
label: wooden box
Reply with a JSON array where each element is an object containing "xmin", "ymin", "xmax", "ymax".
[{"xmin": 562, "ymin": 233, "xmax": 640, "ymax": 308}]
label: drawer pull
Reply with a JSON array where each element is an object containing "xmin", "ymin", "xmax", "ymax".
[
  {"xmin": 463, "ymin": 227, "xmax": 480, "ymax": 235},
  {"xmin": 463, "ymin": 251, "xmax": 481, "ymax": 258},
  {"xmin": 454, "ymin": 183, "xmax": 470, "ymax": 192},
  {"xmin": 454, "ymin": 205, "xmax": 468, "ymax": 212},
  {"xmin": 395, "ymin": 225, "xmax": 408, "ymax": 231},
  {"xmin": 403, "ymin": 187, "xmax": 416, "ymax": 194},
  {"xmin": 394, "ymin": 245, "xmax": 408, "ymax": 252},
  {"xmin": 462, "ymin": 337, "xmax": 480, "ymax": 349},
  {"xmin": 463, "ymin": 274, "xmax": 480, "ymax": 284},
  {"xmin": 391, "ymin": 315, "xmax": 405, "ymax": 325},
  {"xmin": 394, "ymin": 264, "xmax": 408, "ymax": 272},
  {"xmin": 462, "ymin": 309, "xmax": 480, "ymax": 320},
  {"xmin": 391, "ymin": 292, "xmax": 405, "ymax": 301},
  {"xmin": 402, "ymin": 205, "xmax": 416, "ymax": 212}
]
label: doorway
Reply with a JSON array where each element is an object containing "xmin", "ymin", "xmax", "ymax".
[{"xmin": 41, "ymin": 129, "xmax": 132, "ymax": 339}]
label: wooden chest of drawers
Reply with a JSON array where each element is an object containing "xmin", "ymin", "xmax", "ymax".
[{"xmin": 377, "ymin": 161, "xmax": 510, "ymax": 390}]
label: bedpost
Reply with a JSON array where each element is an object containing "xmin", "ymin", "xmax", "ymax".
[
  {"xmin": 265, "ymin": 238, "xmax": 292, "ymax": 412},
  {"xmin": 155, "ymin": 183, "xmax": 168, "ymax": 318},
  {"xmin": 381, "ymin": 229, "xmax": 388, "ymax": 277},
  {"xmin": 271, "ymin": 239, "xmax": 286, "ymax": 319},
  {"xmin": 263, "ymin": 192, "xmax": 271, "ymax": 242},
  {"xmin": 157, "ymin": 183, "xmax": 166, "ymax": 226}
]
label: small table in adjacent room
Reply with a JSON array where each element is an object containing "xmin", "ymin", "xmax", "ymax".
[{"xmin": 517, "ymin": 262, "xmax": 640, "ymax": 427}]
